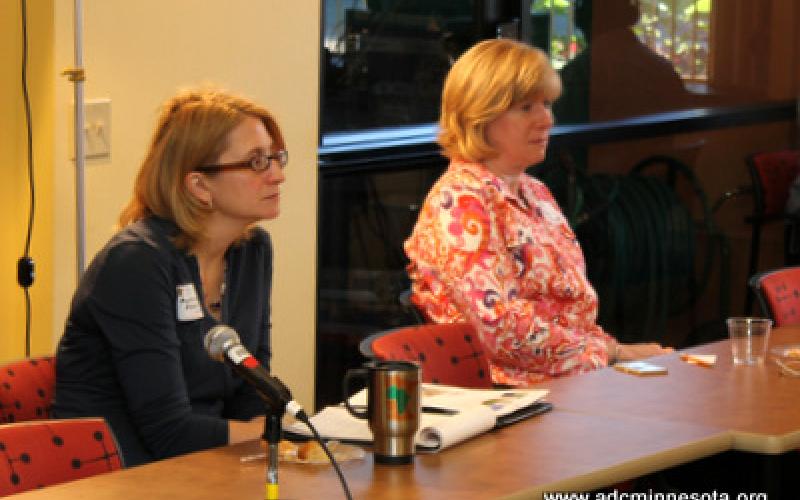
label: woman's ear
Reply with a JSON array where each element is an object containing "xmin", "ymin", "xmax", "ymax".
[{"xmin": 185, "ymin": 172, "xmax": 213, "ymax": 208}]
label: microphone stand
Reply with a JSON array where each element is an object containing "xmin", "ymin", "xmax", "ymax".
[{"xmin": 263, "ymin": 406, "xmax": 282, "ymax": 500}]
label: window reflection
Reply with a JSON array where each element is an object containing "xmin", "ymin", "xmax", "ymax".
[
  {"xmin": 322, "ymin": 0, "xmax": 716, "ymax": 132},
  {"xmin": 322, "ymin": 1, "xmax": 480, "ymax": 133},
  {"xmin": 636, "ymin": 0, "xmax": 711, "ymax": 84},
  {"xmin": 551, "ymin": 0, "xmax": 709, "ymax": 123},
  {"xmin": 531, "ymin": 0, "xmax": 585, "ymax": 70}
]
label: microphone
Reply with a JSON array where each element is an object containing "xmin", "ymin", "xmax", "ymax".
[
  {"xmin": 206, "ymin": 325, "xmax": 354, "ymax": 500},
  {"xmin": 204, "ymin": 324, "xmax": 306, "ymax": 419}
]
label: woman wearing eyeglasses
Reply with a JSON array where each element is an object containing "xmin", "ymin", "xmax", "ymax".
[{"xmin": 53, "ymin": 88, "xmax": 287, "ymax": 466}]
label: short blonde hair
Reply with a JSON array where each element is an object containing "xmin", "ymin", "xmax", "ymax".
[
  {"xmin": 438, "ymin": 39, "xmax": 561, "ymax": 162},
  {"xmin": 118, "ymin": 88, "xmax": 285, "ymax": 247}
]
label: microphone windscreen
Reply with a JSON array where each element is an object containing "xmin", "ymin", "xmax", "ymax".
[{"xmin": 204, "ymin": 324, "xmax": 240, "ymax": 361}]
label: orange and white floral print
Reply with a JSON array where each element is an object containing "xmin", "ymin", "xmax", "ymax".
[{"xmin": 405, "ymin": 161, "xmax": 613, "ymax": 386}]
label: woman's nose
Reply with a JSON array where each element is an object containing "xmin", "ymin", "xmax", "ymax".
[
  {"xmin": 269, "ymin": 164, "xmax": 286, "ymax": 184},
  {"xmin": 537, "ymin": 105, "xmax": 554, "ymax": 128}
]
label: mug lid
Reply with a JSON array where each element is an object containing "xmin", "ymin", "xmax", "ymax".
[{"xmin": 368, "ymin": 360, "xmax": 419, "ymax": 371}]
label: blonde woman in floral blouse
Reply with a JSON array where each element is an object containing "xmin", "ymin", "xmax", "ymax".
[{"xmin": 404, "ymin": 39, "xmax": 672, "ymax": 386}]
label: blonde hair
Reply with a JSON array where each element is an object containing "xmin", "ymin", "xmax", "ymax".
[
  {"xmin": 118, "ymin": 88, "xmax": 285, "ymax": 247},
  {"xmin": 438, "ymin": 39, "xmax": 561, "ymax": 162}
]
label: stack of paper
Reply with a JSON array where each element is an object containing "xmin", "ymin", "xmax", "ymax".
[{"xmin": 285, "ymin": 384, "xmax": 550, "ymax": 452}]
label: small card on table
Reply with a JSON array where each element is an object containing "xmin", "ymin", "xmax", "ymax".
[
  {"xmin": 680, "ymin": 354, "xmax": 717, "ymax": 367},
  {"xmin": 614, "ymin": 361, "xmax": 668, "ymax": 376}
]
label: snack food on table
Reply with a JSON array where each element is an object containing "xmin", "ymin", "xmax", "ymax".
[
  {"xmin": 785, "ymin": 347, "xmax": 800, "ymax": 359},
  {"xmin": 297, "ymin": 440, "xmax": 329, "ymax": 463},
  {"xmin": 277, "ymin": 439, "xmax": 298, "ymax": 461},
  {"xmin": 261, "ymin": 439, "xmax": 365, "ymax": 464}
]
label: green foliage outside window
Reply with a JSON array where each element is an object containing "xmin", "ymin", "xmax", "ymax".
[
  {"xmin": 534, "ymin": 0, "xmax": 711, "ymax": 80},
  {"xmin": 636, "ymin": 0, "xmax": 711, "ymax": 81},
  {"xmin": 531, "ymin": 0, "xmax": 586, "ymax": 70}
]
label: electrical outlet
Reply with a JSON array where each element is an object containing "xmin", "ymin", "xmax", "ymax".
[{"xmin": 84, "ymin": 99, "xmax": 111, "ymax": 160}]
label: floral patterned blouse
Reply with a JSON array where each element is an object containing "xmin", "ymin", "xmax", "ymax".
[{"xmin": 404, "ymin": 161, "xmax": 613, "ymax": 386}]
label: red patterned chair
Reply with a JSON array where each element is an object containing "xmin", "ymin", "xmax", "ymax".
[
  {"xmin": 0, "ymin": 356, "xmax": 55, "ymax": 423},
  {"xmin": 745, "ymin": 150, "xmax": 800, "ymax": 313},
  {"xmin": 749, "ymin": 266, "xmax": 800, "ymax": 327},
  {"xmin": 0, "ymin": 418, "xmax": 123, "ymax": 496},
  {"xmin": 360, "ymin": 323, "xmax": 492, "ymax": 388}
]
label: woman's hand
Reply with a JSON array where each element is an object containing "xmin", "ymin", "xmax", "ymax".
[{"xmin": 615, "ymin": 342, "xmax": 673, "ymax": 362}]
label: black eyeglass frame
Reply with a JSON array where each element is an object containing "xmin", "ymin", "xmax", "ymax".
[{"xmin": 194, "ymin": 150, "xmax": 288, "ymax": 173}]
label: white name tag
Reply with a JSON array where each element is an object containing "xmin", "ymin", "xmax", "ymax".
[{"xmin": 176, "ymin": 283, "xmax": 204, "ymax": 321}]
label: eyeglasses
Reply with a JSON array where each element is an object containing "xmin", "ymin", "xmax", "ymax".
[{"xmin": 195, "ymin": 150, "xmax": 288, "ymax": 173}]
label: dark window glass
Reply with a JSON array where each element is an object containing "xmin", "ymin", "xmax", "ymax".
[
  {"xmin": 317, "ymin": 161, "xmax": 445, "ymax": 408},
  {"xmin": 321, "ymin": 0, "xmax": 529, "ymax": 133}
]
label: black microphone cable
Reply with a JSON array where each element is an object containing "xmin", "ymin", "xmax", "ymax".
[
  {"xmin": 204, "ymin": 326, "xmax": 353, "ymax": 499},
  {"xmin": 292, "ymin": 411, "xmax": 353, "ymax": 500},
  {"xmin": 18, "ymin": 0, "xmax": 37, "ymax": 357}
]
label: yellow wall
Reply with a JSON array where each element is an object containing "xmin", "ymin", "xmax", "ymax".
[
  {"xmin": 0, "ymin": 0, "xmax": 55, "ymax": 360},
  {"xmin": 49, "ymin": 0, "xmax": 320, "ymax": 408}
]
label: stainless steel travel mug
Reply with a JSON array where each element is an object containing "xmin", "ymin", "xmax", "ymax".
[{"xmin": 343, "ymin": 360, "xmax": 420, "ymax": 464}]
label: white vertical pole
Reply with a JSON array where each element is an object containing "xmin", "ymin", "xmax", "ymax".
[{"xmin": 72, "ymin": 0, "xmax": 86, "ymax": 277}]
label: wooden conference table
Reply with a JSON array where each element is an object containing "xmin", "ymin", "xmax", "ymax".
[
  {"xmin": 538, "ymin": 325, "xmax": 800, "ymax": 455},
  {"xmin": 12, "ymin": 327, "xmax": 798, "ymax": 499},
  {"xmin": 11, "ymin": 411, "xmax": 727, "ymax": 500}
]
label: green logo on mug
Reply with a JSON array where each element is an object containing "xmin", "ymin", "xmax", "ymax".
[{"xmin": 387, "ymin": 385, "xmax": 409, "ymax": 414}]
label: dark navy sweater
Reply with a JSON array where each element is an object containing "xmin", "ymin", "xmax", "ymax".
[{"xmin": 54, "ymin": 216, "xmax": 272, "ymax": 467}]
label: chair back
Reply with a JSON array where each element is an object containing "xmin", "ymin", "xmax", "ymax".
[
  {"xmin": 750, "ymin": 266, "xmax": 800, "ymax": 327},
  {"xmin": 398, "ymin": 289, "xmax": 425, "ymax": 325},
  {"xmin": 744, "ymin": 150, "xmax": 800, "ymax": 313},
  {"xmin": 748, "ymin": 150, "xmax": 800, "ymax": 218},
  {"xmin": 0, "ymin": 418, "xmax": 123, "ymax": 496},
  {"xmin": 360, "ymin": 323, "xmax": 492, "ymax": 388},
  {"xmin": 0, "ymin": 356, "xmax": 55, "ymax": 423}
]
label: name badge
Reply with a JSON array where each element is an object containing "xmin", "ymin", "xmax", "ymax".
[
  {"xmin": 176, "ymin": 283, "xmax": 204, "ymax": 321},
  {"xmin": 537, "ymin": 200, "xmax": 568, "ymax": 226}
]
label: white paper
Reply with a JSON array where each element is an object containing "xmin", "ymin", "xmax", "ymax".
[
  {"xmin": 416, "ymin": 405, "xmax": 496, "ymax": 451},
  {"xmin": 286, "ymin": 384, "xmax": 548, "ymax": 453}
]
